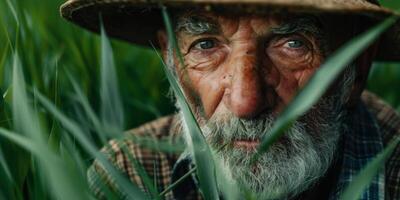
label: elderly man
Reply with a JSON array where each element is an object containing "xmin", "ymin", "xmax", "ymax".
[{"xmin": 61, "ymin": 0, "xmax": 400, "ymax": 199}]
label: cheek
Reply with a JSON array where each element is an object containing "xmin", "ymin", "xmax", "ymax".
[
  {"xmin": 265, "ymin": 48, "xmax": 323, "ymax": 106},
  {"xmin": 267, "ymin": 46, "xmax": 318, "ymax": 70},
  {"xmin": 184, "ymin": 69, "xmax": 226, "ymax": 118},
  {"xmin": 180, "ymin": 49, "xmax": 229, "ymax": 118},
  {"xmin": 186, "ymin": 50, "xmax": 227, "ymax": 71}
]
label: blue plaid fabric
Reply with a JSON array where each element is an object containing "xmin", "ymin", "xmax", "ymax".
[{"xmin": 328, "ymin": 103, "xmax": 386, "ymax": 200}]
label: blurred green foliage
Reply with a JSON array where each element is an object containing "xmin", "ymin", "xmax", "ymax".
[
  {"xmin": 0, "ymin": 0, "xmax": 175, "ymax": 198},
  {"xmin": 371, "ymin": 1, "xmax": 400, "ymax": 110},
  {"xmin": 0, "ymin": 0, "xmax": 399, "ymax": 199},
  {"xmin": 0, "ymin": 0, "xmax": 174, "ymax": 132},
  {"xmin": 381, "ymin": 0, "xmax": 400, "ymax": 10}
]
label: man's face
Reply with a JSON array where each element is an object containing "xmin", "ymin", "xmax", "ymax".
[
  {"xmin": 160, "ymin": 11, "xmax": 357, "ymax": 199},
  {"xmin": 172, "ymin": 13, "xmax": 327, "ymax": 119}
]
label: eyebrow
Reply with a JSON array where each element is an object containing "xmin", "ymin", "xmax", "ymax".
[
  {"xmin": 270, "ymin": 17, "xmax": 323, "ymax": 36},
  {"xmin": 174, "ymin": 14, "xmax": 323, "ymax": 40},
  {"xmin": 175, "ymin": 14, "xmax": 221, "ymax": 36},
  {"xmin": 271, "ymin": 16, "xmax": 328, "ymax": 54}
]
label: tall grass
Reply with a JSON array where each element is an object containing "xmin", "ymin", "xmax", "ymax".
[
  {"xmin": 0, "ymin": 0, "xmax": 399, "ymax": 199},
  {"xmin": 0, "ymin": 0, "xmax": 172, "ymax": 199}
]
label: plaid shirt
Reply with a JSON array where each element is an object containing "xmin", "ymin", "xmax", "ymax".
[{"xmin": 87, "ymin": 91, "xmax": 400, "ymax": 200}]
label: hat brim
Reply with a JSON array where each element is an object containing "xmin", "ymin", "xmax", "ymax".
[{"xmin": 60, "ymin": 0, "xmax": 400, "ymax": 61}]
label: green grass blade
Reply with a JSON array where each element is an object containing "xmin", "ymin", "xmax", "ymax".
[
  {"xmin": 160, "ymin": 167, "xmax": 197, "ymax": 197},
  {"xmin": 158, "ymin": 50, "xmax": 220, "ymax": 200},
  {"xmin": 0, "ymin": 148, "xmax": 13, "ymax": 185},
  {"xmin": 0, "ymin": 41, "xmax": 9, "ymax": 76},
  {"xmin": 67, "ymin": 72, "xmax": 109, "ymax": 144},
  {"xmin": 48, "ymin": 59, "xmax": 61, "ymax": 153},
  {"xmin": 160, "ymin": 6, "xmax": 185, "ymax": 67},
  {"xmin": 5, "ymin": 0, "xmax": 19, "ymax": 27},
  {"xmin": 68, "ymin": 71, "xmax": 185, "ymax": 153},
  {"xmin": 12, "ymin": 53, "xmax": 41, "ymax": 141},
  {"xmin": 160, "ymin": 6, "xmax": 220, "ymax": 200},
  {"xmin": 339, "ymin": 137, "xmax": 400, "ymax": 200},
  {"xmin": 11, "ymin": 52, "xmax": 40, "ymax": 190},
  {"xmin": 254, "ymin": 16, "xmax": 398, "ymax": 160},
  {"xmin": 11, "ymin": 51, "xmax": 90, "ymax": 200},
  {"xmin": 0, "ymin": 129, "xmax": 57, "ymax": 168},
  {"xmin": 0, "ymin": 128, "xmax": 88, "ymax": 200},
  {"xmin": 34, "ymin": 91, "xmax": 150, "ymax": 200},
  {"xmin": 159, "ymin": 143, "xmax": 229, "ymax": 198},
  {"xmin": 100, "ymin": 26, "xmax": 124, "ymax": 132},
  {"xmin": 127, "ymin": 134, "xmax": 186, "ymax": 153},
  {"xmin": 120, "ymin": 145, "xmax": 161, "ymax": 200}
]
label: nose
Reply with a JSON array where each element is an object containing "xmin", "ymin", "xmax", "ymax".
[{"xmin": 225, "ymin": 46, "xmax": 266, "ymax": 119}]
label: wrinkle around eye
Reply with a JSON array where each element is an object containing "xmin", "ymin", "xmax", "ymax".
[
  {"xmin": 268, "ymin": 48, "xmax": 315, "ymax": 70},
  {"xmin": 280, "ymin": 46, "xmax": 310, "ymax": 59},
  {"xmin": 268, "ymin": 34, "xmax": 316, "ymax": 56},
  {"xmin": 185, "ymin": 48, "xmax": 228, "ymax": 71},
  {"xmin": 267, "ymin": 39, "xmax": 322, "ymax": 71}
]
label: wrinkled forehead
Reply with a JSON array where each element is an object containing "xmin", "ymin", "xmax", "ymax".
[
  {"xmin": 172, "ymin": 10, "xmax": 325, "ymax": 36},
  {"xmin": 170, "ymin": 10, "xmax": 361, "ymax": 50}
]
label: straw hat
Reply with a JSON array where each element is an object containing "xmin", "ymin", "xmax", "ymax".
[{"xmin": 60, "ymin": 0, "xmax": 400, "ymax": 61}]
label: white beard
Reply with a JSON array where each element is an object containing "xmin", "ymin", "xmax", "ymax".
[{"xmin": 200, "ymin": 96, "xmax": 344, "ymax": 199}]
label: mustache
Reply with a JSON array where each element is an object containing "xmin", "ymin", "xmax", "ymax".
[
  {"xmin": 203, "ymin": 113, "xmax": 276, "ymax": 141},
  {"xmin": 200, "ymin": 95, "xmax": 344, "ymax": 148},
  {"xmin": 202, "ymin": 113, "xmax": 307, "ymax": 154}
]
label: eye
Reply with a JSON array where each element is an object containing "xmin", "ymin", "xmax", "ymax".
[
  {"xmin": 192, "ymin": 39, "xmax": 217, "ymax": 50},
  {"xmin": 285, "ymin": 39, "xmax": 305, "ymax": 49}
]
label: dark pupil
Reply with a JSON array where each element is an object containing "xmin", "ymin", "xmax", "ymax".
[
  {"xmin": 199, "ymin": 40, "xmax": 214, "ymax": 49},
  {"xmin": 288, "ymin": 40, "xmax": 303, "ymax": 48}
]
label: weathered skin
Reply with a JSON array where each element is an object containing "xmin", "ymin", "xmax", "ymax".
[{"xmin": 158, "ymin": 12, "xmax": 376, "ymax": 121}]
